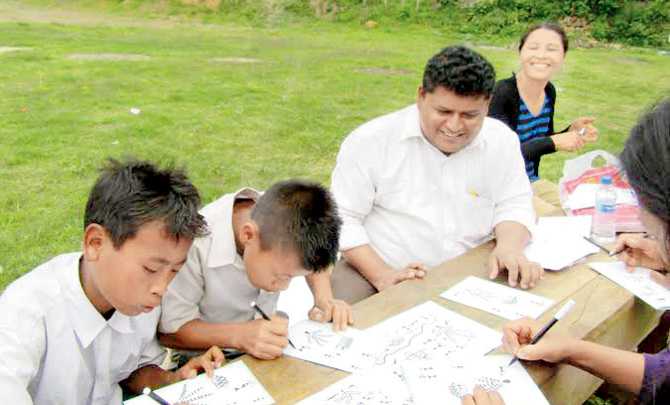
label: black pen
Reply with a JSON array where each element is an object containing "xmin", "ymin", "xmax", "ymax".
[
  {"xmin": 250, "ymin": 301, "xmax": 296, "ymax": 349},
  {"xmin": 508, "ymin": 299, "xmax": 576, "ymax": 367},
  {"xmin": 142, "ymin": 387, "xmax": 170, "ymax": 405},
  {"xmin": 583, "ymin": 235, "xmax": 612, "ymax": 255}
]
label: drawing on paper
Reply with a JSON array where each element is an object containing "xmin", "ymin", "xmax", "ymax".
[
  {"xmin": 177, "ymin": 384, "xmax": 213, "ymax": 405},
  {"xmin": 363, "ymin": 314, "xmax": 478, "ymax": 367},
  {"xmin": 356, "ymin": 301, "xmax": 501, "ymax": 372},
  {"xmin": 403, "ymin": 355, "xmax": 550, "ymax": 405},
  {"xmin": 123, "ymin": 361, "xmax": 274, "ymax": 405},
  {"xmin": 283, "ymin": 320, "xmax": 364, "ymax": 372},
  {"xmin": 440, "ymin": 276, "xmax": 555, "ymax": 320},
  {"xmin": 296, "ymin": 366, "xmax": 413, "ymax": 405}
]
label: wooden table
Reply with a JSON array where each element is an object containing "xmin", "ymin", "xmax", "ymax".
[{"xmin": 241, "ymin": 195, "xmax": 662, "ymax": 405}]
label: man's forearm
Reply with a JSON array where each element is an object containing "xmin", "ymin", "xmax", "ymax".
[
  {"xmin": 566, "ymin": 340, "xmax": 644, "ymax": 395},
  {"xmin": 342, "ymin": 245, "xmax": 394, "ymax": 291},
  {"xmin": 159, "ymin": 320, "xmax": 242, "ymax": 351}
]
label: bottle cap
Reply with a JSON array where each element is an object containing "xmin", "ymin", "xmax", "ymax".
[{"xmin": 600, "ymin": 175, "xmax": 613, "ymax": 185}]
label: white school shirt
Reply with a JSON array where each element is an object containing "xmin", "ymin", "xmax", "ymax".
[
  {"xmin": 0, "ymin": 253, "xmax": 165, "ymax": 405},
  {"xmin": 159, "ymin": 188, "xmax": 279, "ymax": 335},
  {"xmin": 331, "ymin": 104, "xmax": 535, "ymax": 269}
]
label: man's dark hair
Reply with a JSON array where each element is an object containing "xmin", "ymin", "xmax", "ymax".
[
  {"xmin": 620, "ymin": 97, "xmax": 670, "ymax": 251},
  {"xmin": 251, "ymin": 180, "xmax": 341, "ymax": 272},
  {"xmin": 422, "ymin": 45, "xmax": 496, "ymax": 98},
  {"xmin": 519, "ymin": 22, "xmax": 569, "ymax": 53},
  {"xmin": 84, "ymin": 158, "xmax": 208, "ymax": 248}
]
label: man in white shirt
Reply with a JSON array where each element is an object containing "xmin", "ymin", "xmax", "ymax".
[
  {"xmin": 331, "ymin": 46, "xmax": 542, "ymax": 304},
  {"xmin": 0, "ymin": 159, "xmax": 224, "ymax": 405},
  {"xmin": 159, "ymin": 180, "xmax": 350, "ymax": 361}
]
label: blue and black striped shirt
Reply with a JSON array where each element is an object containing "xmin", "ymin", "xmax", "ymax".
[{"xmin": 515, "ymin": 98, "xmax": 553, "ymax": 181}]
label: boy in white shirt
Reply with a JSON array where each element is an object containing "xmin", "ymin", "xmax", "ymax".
[
  {"xmin": 159, "ymin": 180, "xmax": 350, "ymax": 360},
  {"xmin": 0, "ymin": 159, "xmax": 224, "ymax": 405}
]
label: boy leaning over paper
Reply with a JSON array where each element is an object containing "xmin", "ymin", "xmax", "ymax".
[
  {"xmin": 158, "ymin": 180, "xmax": 348, "ymax": 361},
  {"xmin": 0, "ymin": 158, "xmax": 223, "ymax": 405}
]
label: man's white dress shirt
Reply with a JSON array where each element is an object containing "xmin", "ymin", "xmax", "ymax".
[{"xmin": 331, "ymin": 104, "xmax": 535, "ymax": 269}]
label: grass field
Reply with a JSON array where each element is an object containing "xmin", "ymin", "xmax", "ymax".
[{"xmin": 1, "ymin": 0, "xmax": 669, "ymax": 292}]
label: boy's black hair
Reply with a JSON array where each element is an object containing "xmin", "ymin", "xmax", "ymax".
[
  {"xmin": 84, "ymin": 158, "xmax": 208, "ymax": 248},
  {"xmin": 251, "ymin": 180, "xmax": 341, "ymax": 272},
  {"xmin": 422, "ymin": 45, "xmax": 496, "ymax": 98},
  {"xmin": 620, "ymin": 97, "xmax": 670, "ymax": 250}
]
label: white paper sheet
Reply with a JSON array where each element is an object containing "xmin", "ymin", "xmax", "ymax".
[
  {"xmin": 296, "ymin": 365, "xmax": 413, "ymax": 405},
  {"xmin": 283, "ymin": 320, "xmax": 366, "ymax": 372},
  {"xmin": 352, "ymin": 301, "xmax": 501, "ymax": 369},
  {"xmin": 525, "ymin": 216, "xmax": 600, "ymax": 270},
  {"xmin": 440, "ymin": 276, "xmax": 555, "ymax": 320},
  {"xmin": 565, "ymin": 183, "xmax": 638, "ymax": 210},
  {"xmin": 536, "ymin": 215, "xmax": 593, "ymax": 237},
  {"xmin": 123, "ymin": 360, "xmax": 274, "ymax": 405},
  {"xmin": 404, "ymin": 355, "xmax": 549, "ymax": 405},
  {"xmin": 589, "ymin": 261, "xmax": 670, "ymax": 310}
]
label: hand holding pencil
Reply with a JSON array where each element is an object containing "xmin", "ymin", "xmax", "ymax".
[
  {"xmin": 610, "ymin": 234, "xmax": 665, "ymax": 272},
  {"xmin": 501, "ymin": 301, "xmax": 577, "ymax": 364}
]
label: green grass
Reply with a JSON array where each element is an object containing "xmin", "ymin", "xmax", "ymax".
[{"xmin": 0, "ymin": 1, "xmax": 669, "ymax": 292}]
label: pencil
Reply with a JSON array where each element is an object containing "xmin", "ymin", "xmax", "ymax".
[
  {"xmin": 142, "ymin": 387, "xmax": 170, "ymax": 405},
  {"xmin": 508, "ymin": 300, "xmax": 576, "ymax": 367},
  {"xmin": 250, "ymin": 301, "xmax": 296, "ymax": 349},
  {"xmin": 582, "ymin": 235, "xmax": 612, "ymax": 255}
]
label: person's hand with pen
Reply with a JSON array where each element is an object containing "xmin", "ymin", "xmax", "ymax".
[{"xmin": 612, "ymin": 233, "xmax": 669, "ymax": 288}]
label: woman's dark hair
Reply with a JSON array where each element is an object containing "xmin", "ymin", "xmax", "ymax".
[
  {"xmin": 620, "ymin": 97, "xmax": 670, "ymax": 250},
  {"xmin": 519, "ymin": 22, "xmax": 569, "ymax": 53}
]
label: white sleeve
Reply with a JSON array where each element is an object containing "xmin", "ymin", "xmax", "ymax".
[
  {"xmin": 159, "ymin": 241, "xmax": 206, "ymax": 334},
  {"xmin": 0, "ymin": 291, "xmax": 45, "ymax": 405},
  {"xmin": 492, "ymin": 125, "xmax": 536, "ymax": 231},
  {"xmin": 330, "ymin": 134, "xmax": 376, "ymax": 251}
]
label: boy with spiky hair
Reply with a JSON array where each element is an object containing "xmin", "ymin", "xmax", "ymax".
[
  {"xmin": 159, "ymin": 179, "xmax": 348, "ymax": 360},
  {"xmin": 0, "ymin": 159, "xmax": 224, "ymax": 405}
]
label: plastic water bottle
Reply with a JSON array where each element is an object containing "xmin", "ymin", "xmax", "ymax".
[{"xmin": 591, "ymin": 175, "xmax": 617, "ymax": 244}]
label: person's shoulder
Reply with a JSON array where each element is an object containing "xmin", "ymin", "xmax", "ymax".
[
  {"xmin": 493, "ymin": 75, "xmax": 518, "ymax": 95},
  {"xmin": 0, "ymin": 254, "xmax": 75, "ymax": 323},
  {"xmin": 482, "ymin": 117, "xmax": 520, "ymax": 147},
  {"xmin": 341, "ymin": 104, "xmax": 415, "ymax": 149}
]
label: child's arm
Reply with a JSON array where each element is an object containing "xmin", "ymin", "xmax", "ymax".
[
  {"xmin": 121, "ymin": 346, "xmax": 224, "ymax": 394},
  {"xmin": 306, "ymin": 270, "xmax": 353, "ymax": 331},
  {"xmin": 159, "ymin": 317, "xmax": 289, "ymax": 360}
]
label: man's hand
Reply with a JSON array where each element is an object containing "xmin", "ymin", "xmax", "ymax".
[
  {"xmin": 372, "ymin": 262, "xmax": 427, "ymax": 292},
  {"xmin": 501, "ymin": 318, "xmax": 575, "ymax": 364},
  {"xmin": 488, "ymin": 248, "xmax": 543, "ymax": 289},
  {"xmin": 174, "ymin": 345, "xmax": 225, "ymax": 381},
  {"xmin": 309, "ymin": 298, "xmax": 353, "ymax": 331},
  {"xmin": 614, "ymin": 234, "xmax": 665, "ymax": 271},
  {"xmin": 235, "ymin": 317, "xmax": 289, "ymax": 360},
  {"xmin": 461, "ymin": 387, "xmax": 505, "ymax": 405}
]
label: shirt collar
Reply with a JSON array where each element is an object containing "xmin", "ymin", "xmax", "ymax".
[
  {"xmin": 61, "ymin": 254, "xmax": 135, "ymax": 348},
  {"xmin": 400, "ymin": 103, "xmax": 487, "ymax": 153},
  {"xmin": 204, "ymin": 187, "xmax": 261, "ymax": 269}
]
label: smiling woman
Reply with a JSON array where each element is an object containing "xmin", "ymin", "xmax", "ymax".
[{"xmin": 488, "ymin": 22, "xmax": 600, "ymax": 184}]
